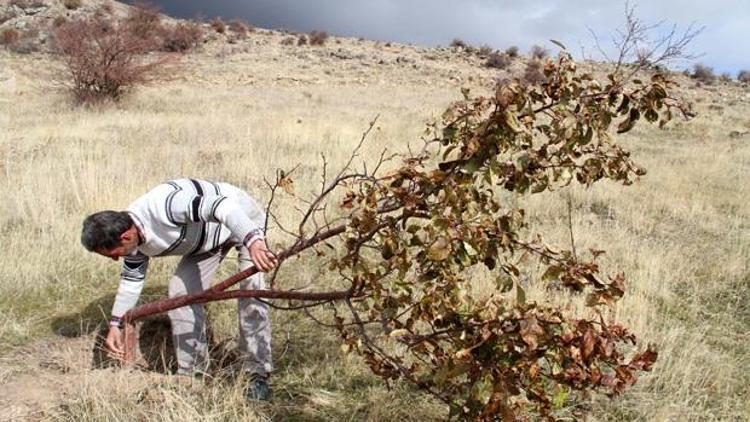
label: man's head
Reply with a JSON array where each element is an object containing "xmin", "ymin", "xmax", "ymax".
[{"xmin": 81, "ymin": 211, "xmax": 139, "ymax": 261}]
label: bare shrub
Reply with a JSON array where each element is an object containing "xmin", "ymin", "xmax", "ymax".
[
  {"xmin": 738, "ymin": 70, "xmax": 750, "ymax": 83},
  {"xmin": 505, "ymin": 45, "xmax": 519, "ymax": 58},
  {"xmin": 719, "ymin": 73, "xmax": 732, "ymax": 83},
  {"xmin": 297, "ymin": 34, "xmax": 307, "ymax": 46},
  {"xmin": 125, "ymin": 1, "xmax": 162, "ymax": 40},
  {"xmin": 485, "ymin": 52, "xmax": 511, "ymax": 69},
  {"xmin": 160, "ymin": 22, "xmax": 203, "ymax": 52},
  {"xmin": 309, "ymin": 30, "xmax": 328, "ymax": 46},
  {"xmin": 54, "ymin": 16, "xmax": 173, "ymax": 104},
  {"xmin": 531, "ymin": 44, "xmax": 549, "ymax": 59},
  {"xmin": 523, "ymin": 60, "xmax": 545, "ymax": 84},
  {"xmin": 280, "ymin": 36, "xmax": 295, "ymax": 46},
  {"xmin": 692, "ymin": 63, "xmax": 715, "ymax": 83},
  {"xmin": 210, "ymin": 18, "xmax": 225, "ymax": 34},
  {"xmin": 63, "ymin": 0, "xmax": 83, "ymax": 10}
]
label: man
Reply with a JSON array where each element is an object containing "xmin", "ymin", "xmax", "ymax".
[{"xmin": 81, "ymin": 178, "xmax": 277, "ymax": 400}]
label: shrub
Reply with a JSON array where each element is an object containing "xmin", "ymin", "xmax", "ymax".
[
  {"xmin": 1, "ymin": 28, "xmax": 38, "ymax": 53},
  {"xmin": 523, "ymin": 60, "xmax": 545, "ymax": 84},
  {"xmin": 280, "ymin": 36, "xmax": 295, "ymax": 46},
  {"xmin": 692, "ymin": 63, "xmax": 715, "ymax": 83},
  {"xmin": 477, "ymin": 44, "xmax": 493, "ymax": 57},
  {"xmin": 0, "ymin": 29, "xmax": 19, "ymax": 47},
  {"xmin": 52, "ymin": 16, "xmax": 68, "ymax": 28},
  {"xmin": 738, "ymin": 70, "xmax": 750, "ymax": 83},
  {"xmin": 719, "ymin": 73, "xmax": 732, "ymax": 83},
  {"xmin": 54, "ymin": 15, "xmax": 173, "ymax": 103},
  {"xmin": 210, "ymin": 18, "xmax": 225, "ymax": 34},
  {"xmin": 125, "ymin": 1, "xmax": 162, "ymax": 40},
  {"xmin": 160, "ymin": 22, "xmax": 203, "ymax": 52},
  {"xmin": 450, "ymin": 38, "xmax": 467, "ymax": 49},
  {"xmin": 531, "ymin": 44, "xmax": 549, "ymax": 59},
  {"xmin": 505, "ymin": 45, "xmax": 519, "ymax": 58},
  {"xmin": 297, "ymin": 34, "xmax": 307, "ymax": 46},
  {"xmin": 228, "ymin": 19, "xmax": 250, "ymax": 37},
  {"xmin": 63, "ymin": 0, "xmax": 82, "ymax": 10},
  {"xmin": 309, "ymin": 30, "xmax": 328, "ymax": 46},
  {"xmin": 485, "ymin": 52, "xmax": 511, "ymax": 69}
]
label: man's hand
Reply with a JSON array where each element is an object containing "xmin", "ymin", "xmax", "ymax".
[
  {"xmin": 249, "ymin": 239, "xmax": 278, "ymax": 272},
  {"xmin": 105, "ymin": 326, "xmax": 124, "ymax": 358}
]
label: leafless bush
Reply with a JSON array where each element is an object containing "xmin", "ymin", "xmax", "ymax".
[
  {"xmin": 485, "ymin": 52, "xmax": 511, "ymax": 69},
  {"xmin": 126, "ymin": 1, "xmax": 162, "ymax": 40},
  {"xmin": 738, "ymin": 70, "xmax": 750, "ymax": 84},
  {"xmin": 309, "ymin": 30, "xmax": 328, "ymax": 46},
  {"xmin": 297, "ymin": 34, "xmax": 307, "ymax": 46},
  {"xmin": 160, "ymin": 22, "xmax": 203, "ymax": 52},
  {"xmin": 63, "ymin": 0, "xmax": 83, "ymax": 10},
  {"xmin": 692, "ymin": 63, "xmax": 715, "ymax": 84},
  {"xmin": 531, "ymin": 44, "xmax": 549, "ymax": 59},
  {"xmin": 280, "ymin": 36, "xmax": 295, "ymax": 46},
  {"xmin": 54, "ymin": 15, "xmax": 174, "ymax": 104},
  {"xmin": 210, "ymin": 18, "xmax": 226, "ymax": 34},
  {"xmin": 719, "ymin": 73, "xmax": 732, "ymax": 83},
  {"xmin": 523, "ymin": 60, "xmax": 545, "ymax": 84},
  {"xmin": 505, "ymin": 45, "xmax": 519, "ymax": 58}
]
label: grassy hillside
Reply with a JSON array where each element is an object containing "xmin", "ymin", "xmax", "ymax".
[{"xmin": 0, "ymin": 17, "xmax": 748, "ymax": 421}]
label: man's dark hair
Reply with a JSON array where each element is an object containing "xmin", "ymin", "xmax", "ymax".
[{"xmin": 81, "ymin": 210, "xmax": 134, "ymax": 252}]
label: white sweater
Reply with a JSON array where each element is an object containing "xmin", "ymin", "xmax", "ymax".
[{"xmin": 111, "ymin": 178, "xmax": 265, "ymax": 321}]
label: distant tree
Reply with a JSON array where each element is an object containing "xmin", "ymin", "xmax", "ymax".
[
  {"xmin": 505, "ymin": 45, "xmax": 520, "ymax": 58},
  {"xmin": 738, "ymin": 70, "xmax": 750, "ymax": 83},
  {"xmin": 450, "ymin": 38, "xmax": 468, "ymax": 49}
]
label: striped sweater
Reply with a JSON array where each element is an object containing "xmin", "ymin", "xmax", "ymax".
[{"xmin": 111, "ymin": 178, "xmax": 266, "ymax": 321}]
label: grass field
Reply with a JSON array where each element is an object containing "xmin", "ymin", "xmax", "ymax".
[{"xmin": 0, "ymin": 31, "xmax": 748, "ymax": 421}]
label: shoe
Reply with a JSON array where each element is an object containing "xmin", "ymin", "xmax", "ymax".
[{"xmin": 246, "ymin": 374, "xmax": 271, "ymax": 401}]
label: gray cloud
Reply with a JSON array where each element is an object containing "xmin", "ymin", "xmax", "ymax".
[{"xmin": 143, "ymin": 0, "xmax": 749, "ymax": 74}]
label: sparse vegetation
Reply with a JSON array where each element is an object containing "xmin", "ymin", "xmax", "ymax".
[
  {"xmin": 228, "ymin": 19, "xmax": 251, "ymax": 39},
  {"xmin": 737, "ymin": 70, "xmax": 750, "ymax": 83},
  {"xmin": 296, "ymin": 34, "xmax": 307, "ymax": 46},
  {"xmin": 309, "ymin": 30, "xmax": 328, "ymax": 46},
  {"xmin": 477, "ymin": 44, "xmax": 493, "ymax": 58},
  {"xmin": 1, "ymin": 27, "xmax": 39, "ymax": 54},
  {"xmin": 505, "ymin": 45, "xmax": 519, "ymax": 58},
  {"xmin": 0, "ymin": 28, "xmax": 19, "ymax": 47},
  {"xmin": 692, "ymin": 63, "xmax": 716, "ymax": 84},
  {"xmin": 531, "ymin": 44, "xmax": 549, "ymax": 59}
]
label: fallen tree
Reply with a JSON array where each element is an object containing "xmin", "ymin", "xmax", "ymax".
[{"xmin": 121, "ymin": 18, "xmax": 697, "ymax": 420}]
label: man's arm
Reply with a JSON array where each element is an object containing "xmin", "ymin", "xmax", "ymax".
[{"xmin": 106, "ymin": 254, "xmax": 149, "ymax": 356}]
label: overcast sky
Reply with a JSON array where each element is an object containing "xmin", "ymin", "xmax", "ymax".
[{"xmin": 144, "ymin": 0, "xmax": 749, "ymax": 75}]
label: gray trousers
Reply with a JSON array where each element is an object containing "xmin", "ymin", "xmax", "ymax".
[{"xmin": 167, "ymin": 245, "xmax": 273, "ymax": 376}]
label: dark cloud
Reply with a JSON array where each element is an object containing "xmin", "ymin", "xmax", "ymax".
[{"xmin": 140, "ymin": 0, "xmax": 748, "ymax": 74}]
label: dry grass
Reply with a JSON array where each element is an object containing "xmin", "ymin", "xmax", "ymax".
[{"xmin": 0, "ymin": 31, "xmax": 748, "ymax": 421}]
